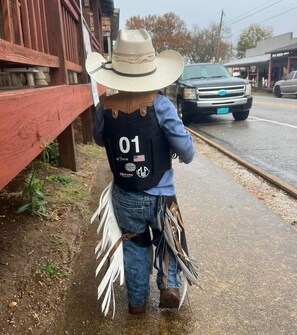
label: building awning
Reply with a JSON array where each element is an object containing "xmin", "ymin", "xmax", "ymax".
[
  {"xmin": 267, "ymin": 42, "xmax": 297, "ymax": 54},
  {"xmin": 224, "ymin": 54, "xmax": 271, "ymax": 68}
]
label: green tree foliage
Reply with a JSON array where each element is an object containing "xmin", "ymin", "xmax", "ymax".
[
  {"xmin": 236, "ymin": 24, "xmax": 273, "ymax": 58},
  {"xmin": 125, "ymin": 12, "xmax": 191, "ymax": 56}
]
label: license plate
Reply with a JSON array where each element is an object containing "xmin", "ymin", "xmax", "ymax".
[{"xmin": 217, "ymin": 107, "xmax": 229, "ymax": 114}]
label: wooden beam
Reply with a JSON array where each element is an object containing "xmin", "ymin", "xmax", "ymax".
[
  {"xmin": 0, "ymin": 38, "xmax": 60, "ymax": 67},
  {"xmin": 34, "ymin": 0, "xmax": 44, "ymax": 52},
  {"xmin": 92, "ymin": 0, "xmax": 101, "ymax": 43},
  {"xmin": 27, "ymin": 0, "xmax": 38, "ymax": 50},
  {"xmin": 0, "ymin": 84, "xmax": 93, "ymax": 190},
  {"xmin": 81, "ymin": 107, "xmax": 95, "ymax": 144},
  {"xmin": 40, "ymin": 0, "xmax": 49, "ymax": 53},
  {"xmin": 20, "ymin": 0, "xmax": 32, "ymax": 48},
  {"xmin": 64, "ymin": 8, "xmax": 72, "ymax": 61},
  {"xmin": 46, "ymin": 0, "xmax": 76, "ymax": 170},
  {"xmin": 65, "ymin": 60, "xmax": 83, "ymax": 73},
  {"xmin": 1, "ymin": 0, "xmax": 13, "ymax": 42},
  {"xmin": 46, "ymin": 0, "xmax": 68, "ymax": 85},
  {"xmin": 57, "ymin": 124, "xmax": 77, "ymax": 171},
  {"xmin": 11, "ymin": 0, "xmax": 23, "ymax": 45},
  {"xmin": 61, "ymin": 0, "xmax": 80, "ymax": 22}
]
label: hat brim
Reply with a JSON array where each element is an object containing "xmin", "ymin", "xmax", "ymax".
[{"xmin": 85, "ymin": 50, "xmax": 184, "ymax": 92}]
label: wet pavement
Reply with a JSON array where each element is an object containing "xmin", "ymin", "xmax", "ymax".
[
  {"xmin": 59, "ymin": 147, "xmax": 297, "ymax": 335},
  {"xmin": 189, "ymin": 94, "xmax": 297, "ymax": 190}
]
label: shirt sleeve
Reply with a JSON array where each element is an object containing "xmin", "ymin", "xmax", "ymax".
[
  {"xmin": 92, "ymin": 105, "xmax": 105, "ymax": 147},
  {"xmin": 154, "ymin": 94, "xmax": 195, "ymax": 164}
]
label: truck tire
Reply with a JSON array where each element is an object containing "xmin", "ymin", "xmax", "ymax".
[
  {"xmin": 232, "ymin": 110, "xmax": 249, "ymax": 121},
  {"xmin": 177, "ymin": 100, "xmax": 191, "ymax": 125},
  {"xmin": 274, "ymin": 86, "xmax": 282, "ymax": 98}
]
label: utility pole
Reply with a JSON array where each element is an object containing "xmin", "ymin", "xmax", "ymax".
[{"xmin": 216, "ymin": 9, "xmax": 224, "ymax": 62}]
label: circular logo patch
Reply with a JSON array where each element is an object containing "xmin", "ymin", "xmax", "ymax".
[{"xmin": 125, "ymin": 163, "xmax": 136, "ymax": 172}]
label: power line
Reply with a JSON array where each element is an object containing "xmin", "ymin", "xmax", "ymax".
[
  {"xmin": 228, "ymin": 0, "xmax": 283, "ymax": 25},
  {"xmin": 224, "ymin": 2, "xmax": 297, "ymax": 38},
  {"xmin": 257, "ymin": 5, "xmax": 297, "ymax": 24},
  {"xmin": 226, "ymin": 0, "xmax": 278, "ymax": 24},
  {"xmin": 227, "ymin": 4, "xmax": 297, "ymax": 38}
]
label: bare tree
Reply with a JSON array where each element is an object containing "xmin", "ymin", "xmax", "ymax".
[{"xmin": 188, "ymin": 23, "xmax": 232, "ymax": 63}]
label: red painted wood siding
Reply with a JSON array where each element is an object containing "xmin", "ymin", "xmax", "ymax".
[
  {"xmin": 0, "ymin": 0, "xmax": 108, "ymax": 190},
  {"xmin": 0, "ymin": 84, "xmax": 105, "ymax": 190}
]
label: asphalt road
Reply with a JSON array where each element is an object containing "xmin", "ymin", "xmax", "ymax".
[{"xmin": 189, "ymin": 93, "xmax": 297, "ymax": 189}]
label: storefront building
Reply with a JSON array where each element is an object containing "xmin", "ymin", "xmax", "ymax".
[{"xmin": 224, "ymin": 33, "xmax": 297, "ymax": 92}]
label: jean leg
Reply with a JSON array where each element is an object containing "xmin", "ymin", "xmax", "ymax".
[
  {"xmin": 154, "ymin": 237, "xmax": 180, "ymax": 290},
  {"xmin": 112, "ymin": 185, "xmax": 153, "ymax": 307},
  {"xmin": 123, "ymin": 239, "xmax": 151, "ymax": 307}
]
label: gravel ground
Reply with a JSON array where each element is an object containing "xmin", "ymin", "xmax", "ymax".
[{"xmin": 194, "ymin": 137, "xmax": 297, "ymax": 230}]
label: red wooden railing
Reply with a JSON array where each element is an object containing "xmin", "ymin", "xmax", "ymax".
[
  {"xmin": 1, "ymin": 0, "xmax": 50, "ymax": 52},
  {"xmin": 0, "ymin": 0, "xmax": 111, "ymax": 190},
  {"xmin": 62, "ymin": 1, "xmax": 80, "ymax": 65}
]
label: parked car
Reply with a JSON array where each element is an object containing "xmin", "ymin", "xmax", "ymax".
[
  {"xmin": 163, "ymin": 63, "xmax": 253, "ymax": 124},
  {"xmin": 273, "ymin": 70, "xmax": 297, "ymax": 98}
]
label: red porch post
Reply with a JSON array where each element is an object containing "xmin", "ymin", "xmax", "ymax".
[
  {"xmin": 267, "ymin": 58, "xmax": 272, "ymax": 90},
  {"xmin": 287, "ymin": 57, "xmax": 291, "ymax": 73}
]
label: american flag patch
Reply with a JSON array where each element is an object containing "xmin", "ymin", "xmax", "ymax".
[{"xmin": 133, "ymin": 154, "xmax": 145, "ymax": 162}]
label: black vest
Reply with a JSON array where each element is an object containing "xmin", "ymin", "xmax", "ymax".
[{"xmin": 102, "ymin": 91, "xmax": 171, "ymax": 191}]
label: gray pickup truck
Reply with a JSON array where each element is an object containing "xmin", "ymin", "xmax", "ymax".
[{"xmin": 163, "ymin": 63, "xmax": 253, "ymax": 124}]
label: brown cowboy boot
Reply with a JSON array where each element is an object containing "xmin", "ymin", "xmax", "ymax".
[
  {"xmin": 128, "ymin": 304, "xmax": 146, "ymax": 314},
  {"xmin": 159, "ymin": 288, "xmax": 180, "ymax": 308}
]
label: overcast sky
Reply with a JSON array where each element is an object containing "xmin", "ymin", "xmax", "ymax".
[{"xmin": 113, "ymin": 0, "xmax": 297, "ymax": 43}]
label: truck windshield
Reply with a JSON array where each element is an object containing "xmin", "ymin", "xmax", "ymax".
[{"xmin": 181, "ymin": 64, "xmax": 231, "ymax": 81}]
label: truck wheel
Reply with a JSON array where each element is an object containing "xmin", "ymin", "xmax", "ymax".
[
  {"xmin": 274, "ymin": 86, "xmax": 282, "ymax": 98},
  {"xmin": 177, "ymin": 100, "xmax": 191, "ymax": 125},
  {"xmin": 232, "ymin": 110, "xmax": 249, "ymax": 121}
]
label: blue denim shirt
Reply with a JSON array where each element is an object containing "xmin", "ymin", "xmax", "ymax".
[{"xmin": 93, "ymin": 93, "xmax": 195, "ymax": 196}]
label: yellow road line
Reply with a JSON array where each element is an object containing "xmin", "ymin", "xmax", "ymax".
[{"xmin": 254, "ymin": 100, "xmax": 297, "ymax": 108}]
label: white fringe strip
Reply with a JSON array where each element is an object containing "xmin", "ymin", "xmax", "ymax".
[{"xmin": 91, "ymin": 181, "xmax": 125, "ymax": 318}]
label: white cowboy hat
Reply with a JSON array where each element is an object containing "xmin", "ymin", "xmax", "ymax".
[{"xmin": 85, "ymin": 29, "xmax": 184, "ymax": 92}]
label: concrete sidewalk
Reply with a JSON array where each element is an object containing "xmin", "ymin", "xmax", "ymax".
[{"xmin": 59, "ymin": 149, "xmax": 297, "ymax": 335}]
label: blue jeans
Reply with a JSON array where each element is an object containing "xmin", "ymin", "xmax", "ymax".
[{"xmin": 112, "ymin": 184, "xmax": 180, "ymax": 307}]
